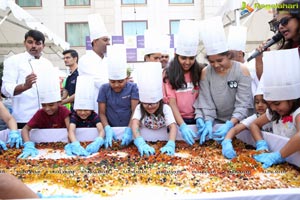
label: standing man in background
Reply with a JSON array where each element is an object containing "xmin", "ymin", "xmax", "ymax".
[
  {"xmin": 78, "ymin": 13, "xmax": 110, "ymax": 113},
  {"xmin": 61, "ymin": 49, "xmax": 79, "ymax": 111},
  {"xmin": 1, "ymin": 30, "xmax": 55, "ymax": 129}
]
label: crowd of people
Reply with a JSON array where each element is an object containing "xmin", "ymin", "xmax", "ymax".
[{"xmin": 0, "ymin": 1, "xmax": 300, "ymax": 197}]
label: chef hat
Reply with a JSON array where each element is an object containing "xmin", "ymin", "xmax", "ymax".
[
  {"xmin": 144, "ymin": 29, "xmax": 164, "ymax": 55},
  {"xmin": 176, "ymin": 20, "xmax": 199, "ymax": 56},
  {"xmin": 262, "ymin": 48, "xmax": 300, "ymax": 101},
  {"xmin": 107, "ymin": 44, "xmax": 127, "ymax": 80},
  {"xmin": 200, "ymin": 16, "xmax": 228, "ymax": 55},
  {"xmin": 88, "ymin": 13, "xmax": 108, "ymax": 42},
  {"xmin": 74, "ymin": 76, "xmax": 95, "ymax": 110},
  {"xmin": 32, "ymin": 60, "xmax": 61, "ymax": 104},
  {"xmin": 161, "ymin": 34, "xmax": 171, "ymax": 55},
  {"xmin": 254, "ymin": 82, "xmax": 263, "ymax": 97},
  {"xmin": 136, "ymin": 62, "xmax": 163, "ymax": 103},
  {"xmin": 227, "ymin": 25, "xmax": 247, "ymax": 52}
]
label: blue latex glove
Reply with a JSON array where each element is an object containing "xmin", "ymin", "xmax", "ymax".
[
  {"xmin": 7, "ymin": 130, "xmax": 23, "ymax": 148},
  {"xmin": 121, "ymin": 127, "xmax": 133, "ymax": 146},
  {"xmin": 256, "ymin": 140, "xmax": 269, "ymax": 151},
  {"xmin": 179, "ymin": 123, "xmax": 196, "ymax": 145},
  {"xmin": 199, "ymin": 121, "xmax": 213, "ymax": 145},
  {"xmin": 213, "ymin": 121, "xmax": 234, "ymax": 142},
  {"xmin": 37, "ymin": 192, "xmax": 82, "ymax": 198},
  {"xmin": 196, "ymin": 118, "xmax": 206, "ymax": 136},
  {"xmin": 134, "ymin": 136, "xmax": 155, "ymax": 156},
  {"xmin": 221, "ymin": 139, "xmax": 237, "ymax": 159},
  {"xmin": 18, "ymin": 141, "xmax": 38, "ymax": 159},
  {"xmin": 104, "ymin": 125, "xmax": 117, "ymax": 148},
  {"xmin": 0, "ymin": 139, "xmax": 8, "ymax": 150},
  {"xmin": 160, "ymin": 140, "xmax": 175, "ymax": 156},
  {"xmin": 254, "ymin": 151, "xmax": 285, "ymax": 168},
  {"xmin": 86, "ymin": 137, "xmax": 105, "ymax": 154},
  {"xmin": 64, "ymin": 141, "xmax": 90, "ymax": 156}
]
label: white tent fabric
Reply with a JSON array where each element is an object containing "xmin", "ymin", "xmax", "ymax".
[{"xmin": 0, "ymin": 0, "xmax": 69, "ymax": 51}]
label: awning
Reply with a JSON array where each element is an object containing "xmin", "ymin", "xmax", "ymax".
[{"xmin": 0, "ymin": 0, "xmax": 69, "ymax": 56}]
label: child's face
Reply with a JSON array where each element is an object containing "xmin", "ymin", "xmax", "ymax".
[
  {"xmin": 254, "ymin": 95, "xmax": 268, "ymax": 115},
  {"xmin": 178, "ymin": 55, "xmax": 196, "ymax": 72},
  {"xmin": 76, "ymin": 110, "xmax": 92, "ymax": 120},
  {"xmin": 207, "ymin": 54, "xmax": 231, "ymax": 74},
  {"xmin": 109, "ymin": 79, "xmax": 127, "ymax": 93},
  {"xmin": 142, "ymin": 102, "xmax": 160, "ymax": 114},
  {"xmin": 266, "ymin": 100, "xmax": 293, "ymax": 116},
  {"xmin": 41, "ymin": 102, "xmax": 59, "ymax": 116}
]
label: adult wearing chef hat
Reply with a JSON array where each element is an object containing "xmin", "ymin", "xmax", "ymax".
[
  {"xmin": 143, "ymin": 29, "xmax": 164, "ymax": 63},
  {"xmin": 18, "ymin": 67, "xmax": 71, "ymax": 159},
  {"xmin": 65, "ymin": 76, "xmax": 106, "ymax": 156},
  {"xmin": 78, "ymin": 13, "xmax": 111, "ymax": 113},
  {"xmin": 131, "ymin": 62, "xmax": 177, "ymax": 156},
  {"xmin": 251, "ymin": 48, "xmax": 300, "ymax": 168},
  {"xmin": 163, "ymin": 20, "xmax": 203, "ymax": 146},
  {"xmin": 194, "ymin": 16, "xmax": 253, "ymax": 145},
  {"xmin": 97, "ymin": 44, "xmax": 139, "ymax": 147},
  {"xmin": 227, "ymin": 25, "xmax": 247, "ymax": 63}
]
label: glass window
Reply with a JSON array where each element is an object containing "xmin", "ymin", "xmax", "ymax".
[
  {"xmin": 65, "ymin": 0, "xmax": 90, "ymax": 6},
  {"xmin": 122, "ymin": 21, "xmax": 147, "ymax": 36},
  {"xmin": 170, "ymin": 20, "xmax": 180, "ymax": 35},
  {"xmin": 16, "ymin": 0, "xmax": 42, "ymax": 7},
  {"xmin": 65, "ymin": 22, "xmax": 89, "ymax": 47},
  {"xmin": 122, "ymin": 0, "xmax": 146, "ymax": 5},
  {"xmin": 169, "ymin": 0, "xmax": 193, "ymax": 4}
]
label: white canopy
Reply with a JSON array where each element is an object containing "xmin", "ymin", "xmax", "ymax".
[{"xmin": 0, "ymin": 0, "xmax": 69, "ymax": 56}]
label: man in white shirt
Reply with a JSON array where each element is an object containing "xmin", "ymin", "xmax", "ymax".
[{"xmin": 1, "ymin": 30, "xmax": 54, "ymax": 128}]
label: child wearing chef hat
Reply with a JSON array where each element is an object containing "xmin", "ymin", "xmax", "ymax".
[
  {"xmin": 97, "ymin": 44, "xmax": 139, "ymax": 148},
  {"xmin": 18, "ymin": 64, "xmax": 71, "ymax": 159},
  {"xmin": 131, "ymin": 62, "xmax": 177, "ymax": 156},
  {"xmin": 250, "ymin": 48, "xmax": 300, "ymax": 168},
  {"xmin": 65, "ymin": 75, "xmax": 105, "ymax": 156}
]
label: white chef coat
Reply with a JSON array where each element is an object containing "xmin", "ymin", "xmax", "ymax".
[
  {"xmin": 1, "ymin": 51, "xmax": 54, "ymax": 123},
  {"xmin": 78, "ymin": 50, "xmax": 109, "ymax": 113}
]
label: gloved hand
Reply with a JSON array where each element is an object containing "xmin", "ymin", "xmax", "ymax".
[
  {"xmin": 196, "ymin": 118, "xmax": 206, "ymax": 136},
  {"xmin": 0, "ymin": 139, "xmax": 8, "ymax": 150},
  {"xmin": 253, "ymin": 151, "xmax": 285, "ymax": 168},
  {"xmin": 213, "ymin": 120, "xmax": 234, "ymax": 142},
  {"xmin": 64, "ymin": 141, "xmax": 90, "ymax": 156},
  {"xmin": 37, "ymin": 192, "xmax": 82, "ymax": 198},
  {"xmin": 104, "ymin": 125, "xmax": 117, "ymax": 148},
  {"xmin": 221, "ymin": 139, "xmax": 237, "ymax": 159},
  {"xmin": 121, "ymin": 127, "xmax": 133, "ymax": 146},
  {"xmin": 7, "ymin": 130, "xmax": 23, "ymax": 148},
  {"xmin": 134, "ymin": 136, "xmax": 155, "ymax": 156},
  {"xmin": 256, "ymin": 140, "xmax": 269, "ymax": 151},
  {"xmin": 199, "ymin": 121, "xmax": 213, "ymax": 145},
  {"xmin": 179, "ymin": 123, "xmax": 196, "ymax": 145},
  {"xmin": 160, "ymin": 140, "xmax": 175, "ymax": 156},
  {"xmin": 18, "ymin": 141, "xmax": 38, "ymax": 159},
  {"xmin": 86, "ymin": 137, "xmax": 105, "ymax": 154}
]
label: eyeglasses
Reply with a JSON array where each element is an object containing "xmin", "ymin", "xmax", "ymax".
[
  {"xmin": 142, "ymin": 102, "xmax": 159, "ymax": 107},
  {"xmin": 272, "ymin": 17, "xmax": 294, "ymax": 31},
  {"xmin": 227, "ymin": 81, "xmax": 238, "ymax": 89}
]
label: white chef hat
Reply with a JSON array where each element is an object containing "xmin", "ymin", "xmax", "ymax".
[
  {"xmin": 144, "ymin": 29, "xmax": 164, "ymax": 55},
  {"xmin": 200, "ymin": 16, "xmax": 228, "ymax": 56},
  {"xmin": 161, "ymin": 34, "xmax": 171, "ymax": 55},
  {"xmin": 176, "ymin": 20, "xmax": 199, "ymax": 57},
  {"xmin": 262, "ymin": 48, "xmax": 300, "ymax": 101},
  {"xmin": 227, "ymin": 25, "xmax": 247, "ymax": 52},
  {"xmin": 74, "ymin": 76, "xmax": 95, "ymax": 110},
  {"xmin": 88, "ymin": 13, "xmax": 108, "ymax": 42},
  {"xmin": 107, "ymin": 44, "xmax": 127, "ymax": 80},
  {"xmin": 254, "ymin": 82, "xmax": 263, "ymax": 97},
  {"xmin": 32, "ymin": 60, "xmax": 61, "ymax": 104},
  {"xmin": 136, "ymin": 62, "xmax": 163, "ymax": 103}
]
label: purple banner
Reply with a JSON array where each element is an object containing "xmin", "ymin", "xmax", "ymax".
[
  {"xmin": 126, "ymin": 48, "xmax": 137, "ymax": 62},
  {"xmin": 112, "ymin": 36, "xmax": 124, "ymax": 44},
  {"xmin": 137, "ymin": 35, "xmax": 144, "ymax": 48},
  {"xmin": 170, "ymin": 34, "xmax": 174, "ymax": 48},
  {"xmin": 86, "ymin": 36, "xmax": 92, "ymax": 50}
]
